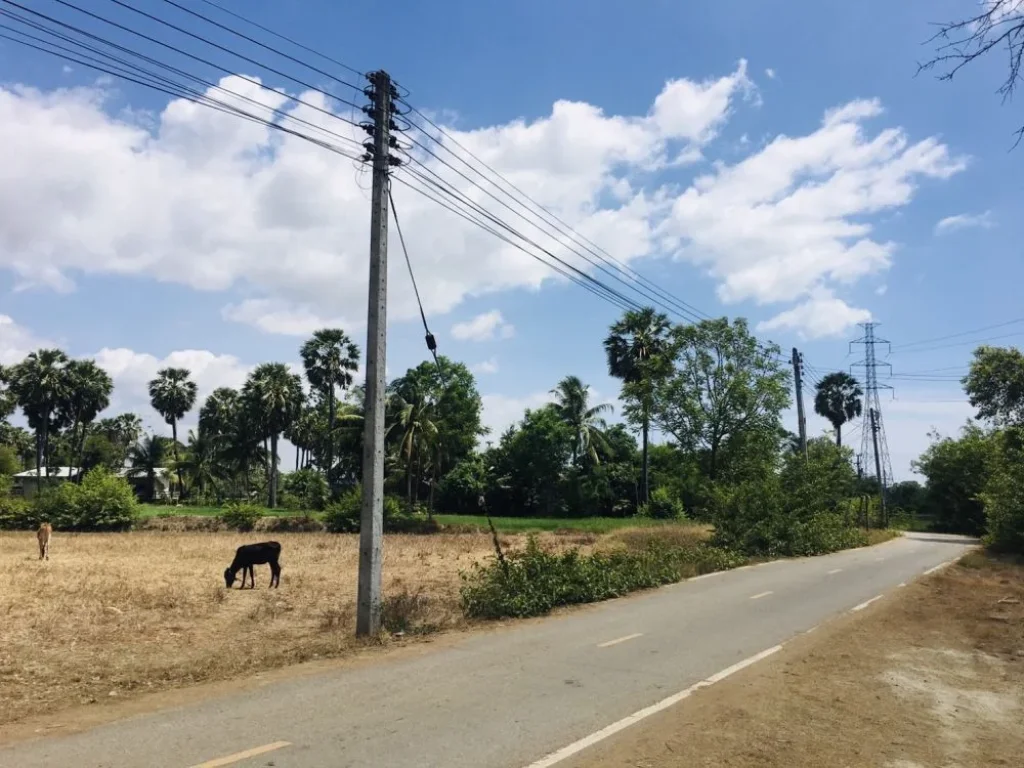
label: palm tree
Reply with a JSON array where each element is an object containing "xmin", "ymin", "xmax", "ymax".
[
  {"xmin": 60, "ymin": 359, "xmax": 113, "ymax": 480},
  {"xmin": 198, "ymin": 387, "xmax": 239, "ymax": 440},
  {"xmin": 8, "ymin": 349, "xmax": 71, "ymax": 477},
  {"xmin": 604, "ymin": 308, "xmax": 672, "ymax": 503},
  {"xmin": 127, "ymin": 434, "xmax": 169, "ymax": 502},
  {"xmin": 814, "ymin": 372, "xmax": 864, "ymax": 447},
  {"xmin": 550, "ymin": 375, "xmax": 612, "ymax": 465},
  {"xmin": 148, "ymin": 368, "xmax": 197, "ymax": 495},
  {"xmin": 180, "ymin": 429, "xmax": 222, "ymax": 500},
  {"xmin": 300, "ymin": 329, "xmax": 360, "ymax": 479},
  {"xmin": 243, "ymin": 363, "xmax": 303, "ymax": 508}
]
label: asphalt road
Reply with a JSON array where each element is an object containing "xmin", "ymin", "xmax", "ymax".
[{"xmin": 0, "ymin": 532, "xmax": 974, "ymax": 768}]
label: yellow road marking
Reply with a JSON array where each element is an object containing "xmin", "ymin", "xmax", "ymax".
[{"xmin": 188, "ymin": 741, "xmax": 291, "ymax": 768}]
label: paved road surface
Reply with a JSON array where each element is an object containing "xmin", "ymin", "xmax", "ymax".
[{"xmin": 0, "ymin": 532, "xmax": 974, "ymax": 768}]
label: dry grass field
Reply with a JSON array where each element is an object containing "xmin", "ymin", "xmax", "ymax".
[{"xmin": 0, "ymin": 526, "xmax": 631, "ymax": 725}]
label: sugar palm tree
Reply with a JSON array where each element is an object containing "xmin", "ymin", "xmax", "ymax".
[
  {"xmin": 60, "ymin": 359, "xmax": 113, "ymax": 480},
  {"xmin": 8, "ymin": 348, "xmax": 71, "ymax": 476},
  {"xmin": 550, "ymin": 375, "xmax": 612, "ymax": 465},
  {"xmin": 148, "ymin": 368, "xmax": 197, "ymax": 494},
  {"xmin": 604, "ymin": 308, "xmax": 672, "ymax": 503},
  {"xmin": 814, "ymin": 372, "xmax": 864, "ymax": 447},
  {"xmin": 243, "ymin": 363, "xmax": 303, "ymax": 508},
  {"xmin": 300, "ymin": 329, "xmax": 360, "ymax": 478}
]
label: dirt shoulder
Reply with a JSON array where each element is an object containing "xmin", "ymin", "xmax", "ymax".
[{"xmin": 567, "ymin": 551, "xmax": 1024, "ymax": 768}]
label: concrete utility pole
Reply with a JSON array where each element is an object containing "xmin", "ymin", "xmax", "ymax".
[
  {"xmin": 869, "ymin": 408, "xmax": 887, "ymax": 529},
  {"xmin": 356, "ymin": 70, "xmax": 392, "ymax": 637},
  {"xmin": 792, "ymin": 348, "xmax": 807, "ymax": 459}
]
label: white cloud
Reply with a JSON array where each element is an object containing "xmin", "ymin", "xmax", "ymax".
[
  {"xmin": 451, "ymin": 310, "xmax": 515, "ymax": 342},
  {"xmin": 765, "ymin": 68, "xmax": 776, "ymax": 80},
  {"xmin": 659, "ymin": 97, "xmax": 965, "ymax": 324},
  {"xmin": 0, "ymin": 67, "xmax": 962, "ymax": 339},
  {"xmin": 471, "ymin": 357, "xmax": 499, "ymax": 375},
  {"xmin": 875, "ymin": 284, "xmax": 888, "ymax": 296},
  {"xmin": 757, "ymin": 289, "xmax": 871, "ymax": 339},
  {"xmin": 479, "ymin": 391, "xmax": 553, "ymax": 440},
  {"xmin": 0, "ymin": 315, "xmax": 55, "ymax": 365},
  {"xmin": 934, "ymin": 210, "xmax": 994, "ymax": 234}
]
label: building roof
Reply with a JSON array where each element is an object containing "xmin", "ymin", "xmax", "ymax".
[{"xmin": 13, "ymin": 467, "xmax": 80, "ymax": 479}]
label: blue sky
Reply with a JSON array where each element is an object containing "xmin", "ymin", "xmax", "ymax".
[{"xmin": 0, "ymin": 0, "xmax": 1020, "ymax": 477}]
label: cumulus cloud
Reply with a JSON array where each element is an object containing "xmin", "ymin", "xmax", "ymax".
[
  {"xmin": 757, "ymin": 289, "xmax": 871, "ymax": 339},
  {"xmin": 765, "ymin": 68, "xmax": 776, "ymax": 79},
  {"xmin": 451, "ymin": 310, "xmax": 515, "ymax": 341},
  {"xmin": 479, "ymin": 391, "xmax": 554, "ymax": 440},
  {"xmin": 934, "ymin": 210, "xmax": 994, "ymax": 234},
  {"xmin": 471, "ymin": 357, "xmax": 499, "ymax": 375},
  {"xmin": 0, "ymin": 64, "xmax": 961, "ymax": 339},
  {"xmin": 659, "ymin": 98, "xmax": 965, "ymax": 315},
  {"xmin": 0, "ymin": 315, "xmax": 55, "ymax": 365}
]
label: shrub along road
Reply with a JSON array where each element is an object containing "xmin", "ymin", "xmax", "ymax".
[{"xmin": 0, "ymin": 533, "xmax": 974, "ymax": 768}]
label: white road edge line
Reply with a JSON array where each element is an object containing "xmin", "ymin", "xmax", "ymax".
[
  {"xmin": 827, "ymin": 568, "xmax": 842, "ymax": 575},
  {"xmin": 897, "ymin": 582, "xmax": 907, "ymax": 588},
  {"xmin": 851, "ymin": 594, "xmax": 884, "ymax": 613},
  {"xmin": 521, "ymin": 645, "xmax": 783, "ymax": 768},
  {"xmin": 923, "ymin": 560, "xmax": 955, "ymax": 576},
  {"xmin": 749, "ymin": 591, "xmax": 773, "ymax": 600},
  {"xmin": 597, "ymin": 633, "xmax": 643, "ymax": 648},
  {"xmin": 687, "ymin": 571, "xmax": 723, "ymax": 583}
]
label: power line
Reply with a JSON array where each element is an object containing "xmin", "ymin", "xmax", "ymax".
[
  {"xmin": 388, "ymin": 183, "xmax": 440, "ymax": 370},
  {"xmin": 399, "ymin": 106, "xmax": 713, "ymax": 324},
  {"xmin": 890, "ymin": 316, "xmax": 1024, "ymax": 350},
  {"xmin": 0, "ymin": 7, "xmax": 367, "ymax": 153},
  {"xmin": 887, "ymin": 331, "xmax": 1024, "ymax": 355},
  {"xmin": 198, "ymin": 0, "xmax": 365, "ymax": 79},
  {"xmin": 38, "ymin": 0, "xmax": 365, "ymax": 117}
]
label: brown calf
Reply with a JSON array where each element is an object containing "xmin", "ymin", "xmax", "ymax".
[{"xmin": 37, "ymin": 522, "xmax": 52, "ymax": 561}]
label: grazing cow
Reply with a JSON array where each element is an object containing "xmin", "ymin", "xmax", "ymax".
[
  {"xmin": 224, "ymin": 541, "xmax": 282, "ymax": 589},
  {"xmin": 37, "ymin": 522, "xmax": 52, "ymax": 561}
]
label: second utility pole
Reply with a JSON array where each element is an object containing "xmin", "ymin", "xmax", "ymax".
[
  {"xmin": 792, "ymin": 348, "xmax": 807, "ymax": 459},
  {"xmin": 356, "ymin": 70, "xmax": 393, "ymax": 637}
]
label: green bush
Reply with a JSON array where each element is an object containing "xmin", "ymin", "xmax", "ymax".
[
  {"xmin": 461, "ymin": 537, "xmax": 745, "ymax": 619},
  {"xmin": 644, "ymin": 487, "xmax": 686, "ymax": 520},
  {"xmin": 281, "ymin": 468, "xmax": 329, "ymax": 511},
  {"xmin": 0, "ymin": 495, "xmax": 39, "ymax": 530},
  {"xmin": 324, "ymin": 487, "xmax": 438, "ymax": 534},
  {"xmin": 219, "ymin": 502, "xmax": 264, "ymax": 532},
  {"xmin": 32, "ymin": 469, "xmax": 139, "ymax": 531},
  {"xmin": 982, "ymin": 436, "xmax": 1024, "ymax": 554}
]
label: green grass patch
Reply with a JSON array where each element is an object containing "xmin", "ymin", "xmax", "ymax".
[
  {"xmin": 139, "ymin": 504, "xmax": 313, "ymax": 519},
  {"xmin": 434, "ymin": 514, "xmax": 678, "ymax": 534}
]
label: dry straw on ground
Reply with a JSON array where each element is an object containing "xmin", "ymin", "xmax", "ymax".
[{"xmin": 0, "ymin": 526, "xmax": 671, "ymax": 725}]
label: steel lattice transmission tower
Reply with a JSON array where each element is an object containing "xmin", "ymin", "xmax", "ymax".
[{"xmin": 850, "ymin": 322, "xmax": 894, "ymax": 518}]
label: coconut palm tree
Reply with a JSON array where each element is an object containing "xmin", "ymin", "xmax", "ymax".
[
  {"xmin": 242, "ymin": 363, "xmax": 303, "ymax": 508},
  {"xmin": 179, "ymin": 429, "xmax": 222, "ymax": 500},
  {"xmin": 814, "ymin": 372, "xmax": 864, "ymax": 447},
  {"xmin": 300, "ymin": 329, "xmax": 360, "ymax": 478},
  {"xmin": 127, "ymin": 434, "xmax": 170, "ymax": 502},
  {"xmin": 604, "ymin": 308, "xmax": 672, "ymax": 503},
  {"xmin": 8, "ymin": 348, "xmax": 71, "ymax": 477},
  {"xmin": 148, "ymin": 368, "xmax": 197, "ymax": 494},
  {"xmin": 550, "ymin": 375, "xmax": 612, "ymax": 465},
  {"xmin": 60, "ymin": 359, "xmax": 113, "ymax": 480},
  {"xmin": 390, "ymin": 385, "xmax": 438, "ymax": 512}
]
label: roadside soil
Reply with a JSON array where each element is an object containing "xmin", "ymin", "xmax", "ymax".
[{"xmin": 567, "ymin": 550, "xmax": 1024, "ymax": 768}]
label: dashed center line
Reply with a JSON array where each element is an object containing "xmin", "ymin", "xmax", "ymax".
[
  {"xmin": 749, "ymin": 591, "xmax": 773, "ymax": 600},
  {"xmin": 827, "ymin": 568, "xmax": 843, "ymax": 575},
  {"xmin": 188, "ymin": 741, "xmax": 291, "ymax": 768},
  {"xmin": 597, "ymin": 633, "xmax": 643, "ymax": 648}
]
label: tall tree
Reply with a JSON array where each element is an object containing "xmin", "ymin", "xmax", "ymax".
[
  {"xmin": 127, "ymin": 434, "xmax": 170, "ymax": 502},
  {"xmin": 242, "ymin": 363, "xmax": 303, "ymax": 508},
  {"xmin": 148, "ymin": 367, "xmax": 197, "ymax": 496},
  {"xmin": 604, "ymin": 307, "xmax": 672, "ymax": 504},
  {"xmin": 963, "ymin": 345, "xmax": 1024, "ymax": 426},
  {"xmin": 390, "ymin": 382, "xmax": 438, "ymax": 512},
  {"xmin": 300, "ymin": 329, "xmax": 360, "ymax": 479},
  {"xmin": 60, "ymin": 359, "xmax": 114, "ymax": 479},
  {"xmin": 8, "ymin": 348, "xmax": 71, "ymax": 476},
  {"xmin": 550, "ymin": 375, "xmax": 612, "ymax": 465},
  {"xmin": 653, "ymin": 318, "xmax": 790, "ymax": 481},
  {"xmin": 94, "ymin": 413, "xmax": 143, "ymax": 468},
  {"xmin": 813, "ymin": 372, "xmax": 863, "ymax": 447},
  {"xmin": 198, "ymin": 387, "xmax": 240, "ymax": 440}
]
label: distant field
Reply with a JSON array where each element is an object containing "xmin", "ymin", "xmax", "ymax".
[
  {"xmin": 138, "ymin": 505, "xmax": 681, "ymax": 533},
  {"xmin": 434, "ymin": 514, "xmax": 679, "ymax": 534}
]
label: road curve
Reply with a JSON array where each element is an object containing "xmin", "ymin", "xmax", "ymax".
[{"xmin": 0, "ymin": 532, "xmax": 974, "ymax": 768}]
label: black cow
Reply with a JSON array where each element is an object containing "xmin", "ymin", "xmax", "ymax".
[{"xmin": 224, "ymin": 541, "xmax": 282, "ymax": 589}]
